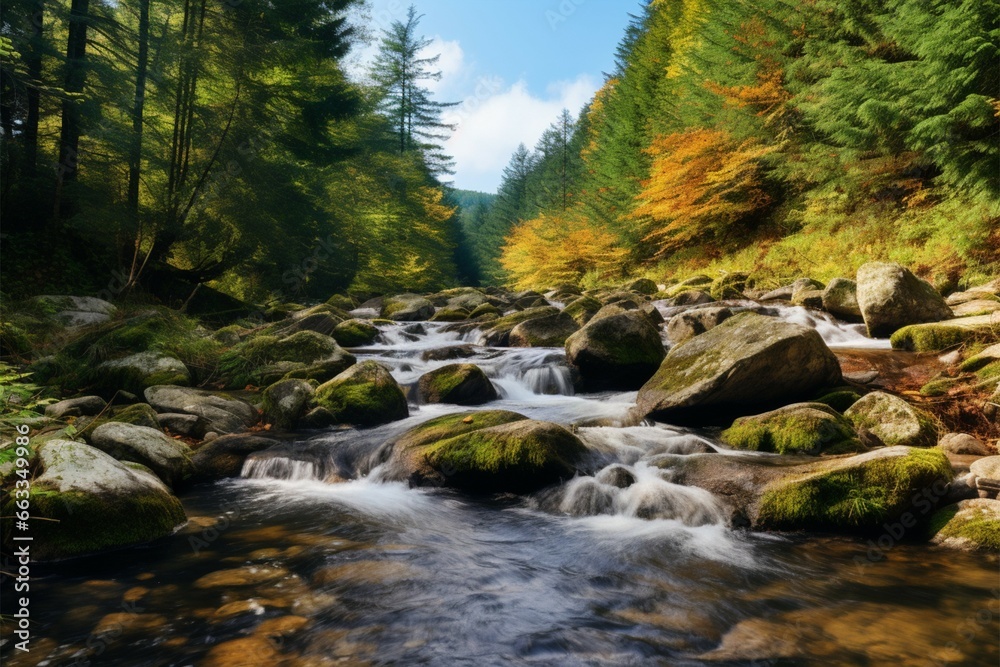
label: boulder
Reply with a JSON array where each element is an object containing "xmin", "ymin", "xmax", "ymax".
[
  {"xmin": 961, "ymin": 343, "xmax": 1000, "ymax": 372},
  {"xmin": 77, "ymin": 403, "xmax": 161, "ymax": 441},
  {"xmin": 844, "ymin": 391, "xmax": 937, "ymax": 448},
  {"xmin": 157, "ymin": 412, "xmax": 209, "ymax": 438},
  {"xmin": 189, "ymin": 434, "xmax": 281, "ymax": 484},
  {"xmin": 509, "ymin": 312, "xmax": 579, "ymax": 347},
  {"xmin": 45, "ymin": 395, "xmax": 107, "ymax": 419},
  {"xmin": 562, "ymin": 296, "xmax": 603, "ymax": 327},
  {"xmin": 31, "ymin": 295, "xmax": 118, "ymax": 328},
  {"xmin": 929, "ymin": 499, "xmax": 1000, "ymax": 552},
  {"xmin": 790, "ymin": 289, "xmax": 824, "ymax": 309},
  {"xmin": 331, "ymin": 319, "xmax": 379, "ymax": 347},
  {"xmin": 1, "ymin": 440, "xmax": 186, "ymax": 560},
  {"xmin": 313, "ymin": 361, "xmax": 408, "ymax": 427},
  {"xmin": 262, "ymin": 379, "xmax": 315, "ymax": 430},
  {"xmin": 671, "ymin": 289, "xmax": 714, "ymax": 306},
  {"xmin": 637, "ymin": 313, "xmax": 842, "ymax": 424},
  {"xmin": 280, "ymin": 313, "xmax": 341, "ymax": 337},
  {"xmin": 90, "ymin": 422, "xmax": 194, "ymax": 487},
  {"xmin": 938, "ymin": 433, "xmax": 990, "ymax": 456},
  {"xmin": 665, "ymin": 307, "xmax": 732, "ymax": 346},
  {"xmin": 856, "ymin": 262, "xmax": 953, "ymax": 337},
  {"xmin": 821, "ymin": 278, "xmax": 862, "ymax": 321},
  {"xmin": 970, "ymin": 456, "xmax": 1000, "ymax": 499},
  {"xmin": 97, "ymin": 351, "xmax": 191, "ymax": 395},
  {"xmin": 429, "ymin": 308, "xmax": 469, "ymax": 322},
  {"xmin": 468, "ymin": 303, "xmax": 502, "ymax": 319},
  {"xmin": 565, "ymin": 310, "xmax": 666, "ymax": 391},
  {"xmin": 421, "ymin": 344, "xmax": 477, "ymax": 362},
  {"xmin": 478, "ymin": 306, "xmax": 560, "ymax": 346},
  {"xmin": 627, "ymin": 278, "xmax": 658, "ymax": 295},
  {"xmin": 416, "ymin": 364, "xmax": 497, "ymax": 405},
  {"xmin": 381, "ymin": 294, "xmax": 435, "ymax": 321},
  {"xmin": 385, "ymin": 410, "xmax": 587, "ymax": 493},
  {"xmin": 720, "ymin": 403, "xmax": 862, "ymax": 455},
  {"xmin": 145, "ymin": 385, "xmax": 258, "ymax": 434},
  {"xmin": 889, "ymin": 314, "xmax": 999, "ymax": 352},
  {"xmin": 666, "ymin": 275, "xmax": 712, "ymax": 297},
  {"xmin": 709, "ymin": 272, "xmax": 750, "ymax": 300}
]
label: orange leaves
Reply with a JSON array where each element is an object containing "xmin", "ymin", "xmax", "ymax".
[
  {"xmin": 500, "ymin": 209, "xmax": 626, "ymax": 290},
  {"xmin": 631, "ymin": 128, "xmax": 775, "ymax": 257}
]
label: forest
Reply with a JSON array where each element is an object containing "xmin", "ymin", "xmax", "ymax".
[{"xmin": 1, "ymin": 0, "xmax": 997, "ymax": 301}]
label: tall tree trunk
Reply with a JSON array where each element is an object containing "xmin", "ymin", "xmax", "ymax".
[
  {"xmin": 53, "ymin": 0, "xmax": 91, "ymax": 223},
  {"xmin": 22, "ymin": 2, "xmax": 44, "ymax": 178},
  {"xmin": 125, "ymin": 0, "xmax": 151, "ymax": 285}
]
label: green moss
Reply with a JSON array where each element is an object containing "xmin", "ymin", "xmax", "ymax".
[
  {"xmin": 398, "ymin": 411, "xmax": 526, "ymax": 451},
  {"xmin": 332, "ymin": 319, "xmax": 379, "ymax": 347},
  {"xmin": 219, "ymin": 331, "xmax": 340, "ymax": 387},
  {"xmin": 709, "ymin": 272, "xmax": 751, "ymax": 300},
  {"xmin": 814, "ymin": 390, "xmax": 862, "ymax": 412},
  {"xmin": 430, "ymin": 308, "xmax": 470, "ymax": 322},
  {"xmin": 890, "ymin": 324, "xmax": 988, "ymax": 352},
  {"xmin": 977, "ymin": 360, "xmax": 1000, "ymax": 381},
  {"xmin": 326, "ymin": 294, "xmax": 356, "ymax": 311},
  {"xmin": 919, "ymin": 377, "xmax": 960, "ymax": 397},
  {"xmin": 928, "ymin": 503, "xmax": 1000, "ymax": 552},
  {"xmin": 468, "ymin": 304, "xmax": 501, "ymax": 319},
  {"xmin": 562, "ymin": 296, "xmax": 602, "ymax": 326},
  {"xmin": 721, "ymin": 408, "xmax": 861, "ymax": 455},
  {"xmin": 313, "ymin": 361, "xmax": 407, "ymax": 426},
  {"xmin": 757, "ymin": 448, "xmax": 953, "ymax": 531}
]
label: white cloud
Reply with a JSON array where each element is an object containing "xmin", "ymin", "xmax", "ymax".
[
  {"xmin": 444, "ymin": 74, "xmax": 599, "ymax": 192},
  {"xmin": 422, "ymin": 38, "xmax": 467, "ymax": 96}
]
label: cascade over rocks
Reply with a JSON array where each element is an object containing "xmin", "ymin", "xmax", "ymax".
[
  {"xmin": 565, "ymin": 310, "xmax": 666, "ymax": 391},
  {"xmin": 312, "ymin": 361, "xmax": 408, "ymax": 426}
]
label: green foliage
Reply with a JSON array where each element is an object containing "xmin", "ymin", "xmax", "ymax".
[{"xmin": 0, "ymin": 364, "xmax": 57, "ymax": 420}]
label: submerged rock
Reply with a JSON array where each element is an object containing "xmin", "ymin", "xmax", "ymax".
[
  {"xmin": 416, "ymin": 363, "xmax": 497, "ymax": 405},
  {"xmin": 721, "ymin": 403, "xmax": 862, "ymax": 455},
  {"xmin": 312, "ymin": 361, "xmax": 408, "ymax": 426},
  {"xmin": 1, "ymin": 440, "xmax": 186, "ymax": 560},
  {"xmin": 386, "ymin": 410, "xmax": 587, "ymax": 493},
  {"xmin": 565, "ymin": 310, "xmax": 665, "ymax": 391},
  {"xmin": 928, "ymin": 498, "xmax": 1000, "ymax": 552},
  {"xmin": 844, "ymin": 391, "xmax": 937, "ymax": 448},
  {"xmin": 856, "ymin": 262, "xmax": 952, "ymax": 338},
  {"xmin": 637, "ymin": 313, "xmax": 842, "ymax": 424}
]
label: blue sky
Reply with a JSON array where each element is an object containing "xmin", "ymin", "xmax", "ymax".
[{"xmin": 349, "ymin": 0, "xmax": 641, "ymax": 192}]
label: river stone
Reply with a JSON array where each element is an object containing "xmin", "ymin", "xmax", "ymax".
[
  {"xmin": 938, "ymin": 433, "xmax": 990, "ymax": 456},
  {"xmin": 951, "ymin": 299, "xmax": 1000, "ymax": 317},
  {"xmin": 262, "ymin": 379, "xmax": 315, "ymax": 430},
  {"xmin": 671, "ymin": 289, "xmax": 714, "ymax": 306},
  {"xmin": 889, "ymin": 314, "xmax": 1000, "ymax": 352},
  {"xmin": 565, "ymin": 310, "xmax": 666, "ymax": 391},
  {"xmin": 421, "ymin": 344, "xmax": 477, "ymax": 362},
  {"xmin": 791, "ymin": 289, "xmax": 824, "ymax": 309},
  {"xmin": 665, "ymin": 307, "xmax": 733, "ymax": 346},
  {"xmin": 145, "ymin": 385, "xmax": 258, "ymax": 434},
  {"xmin": 856, "ymin": 262, "xmax": 953, "ymax": 338},
  {"xmin": 821, "ymin": 278, "xmax": 862, "ymax": 320},
  {"xmin": 961, "ymin": 343, "xmax": 1000, "ymax": 372},
  {"xmin": 386, "ymin": 410, "xmax": 587, "ymax": 493},
  {"xmin": 417, "ymin": 363, "xmax": 497, "ymax": 405},
  {"xmin": 381, "ymin": 294, "xmax": 435, "ymax": 321},
  {"xmin": 637, "ymin": 312, "xmax": 842, "ymax": 425},
  {"xmin": 90, "ymin": 422, "xmax": 194, "ymax": 487},
  {"xmin": 279, "ymin": 313, "xmax": 341, "ymax": 338},
  {"xmin": 1, "ymin": 440, "xmax": 186, "ymax": 560},
  {"xmin": 157, "ymin": 412, "xmax": 209, "ymax": 438},
  {"xmin": 969, "ymin": 456, "xmax": 1000, "ymax": 499},
  {"xmin": 509, "ymin": 312, "xmax": 579, "ymax": 347},
  {"xmin": 32, "ymin": 295, "xmax": 118, "ymax": 328},
  {"xmin": 929, "ymin": 498, "xmax": 1000, "ymax": 552},
  {"xmin": 313, "ymin": 361, "xmax": 408, "ymax": 426},
  {"xmin": 430, "ymin": 307, "xmax": 470, "ymax": 322},
  {"xmin": 563, "ymin": 296, "xmax": 603, "ymax": 326},
  {"xmin": 844, "ymin": 391, "xmax": 937, "ymax": 448},
  {"xmin": 97, "ymin": 352, "xmax": 191, "ymax": 394},
  {"xmin": 45, "ymin": 395, "xmax": 107, "ymax": 419},
  {"xmin": 188, "ymin": 434, "xmax": 281, "ymax": 484},
  {"xmin": 478, "ymin": 306, "xmax": 561, "ymax": 346},
  {"xmin": 627, "ymin": 278, "xmax": 658, "ymax": 295},
  {"xmin": 720, "ymin": 403, "xmax": 861, "ymax": 455}
]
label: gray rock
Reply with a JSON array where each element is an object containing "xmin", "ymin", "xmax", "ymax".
[
  {"xmin": 791, "ymin": 289, "xmax": 824, "ymax": 309},
  {"xmin": 636, "ymin": 312, "xmax": 842, "ymax": 424},
  {"xmin": 665, "ymin": 307, "xmax": 733, "ymax": 346},
  {"xmin": 157, "ymin": 412, "xmax": 209, "ymax": 438},
  {"xmin": 970, "ymin": 456, "xmax": 1000, "ymax": 499},
  {"xmin": 44, "ymin": 395, "xmax": 107, "ymax": 419},
  {"xmin": 938, "ymin": 433, "xmax": 990, "ymax": 456},
  {"xmin": 565, "ymin": 310, "xmax": 666, "ymax": 391},
  {"xmin": 509, "ymin": 312, "xmax": 579, "ymax": 347},
  {"xmin": 381, "ymin": 294, "xmax": 435, "ymax": 321},
  {"xmin": 262, "ymin": 378, "xmax": 315, "ymax": 430},
  {"xmin": 32, "ymin": 295, "xmax": 118, "ymax": 328},
  {"xmin": 822, "ymin": 278, "xmax": 863, "ymax": 320},
  {"xmin": 856, "ymin": 262, "xmax": 953, "ymax": 337},
  {"xmin": 844, "ymin": 391, "xmax": 937, "ymax": 448},
  {"xmin": 671, "ymin": 289, "xmax": 714, "ymax": 306},
  {"xmin": 90, "ymin": 422, "xmax": 193, "ymax": 487},
  {"xmin": 951, "ymin": 299, "xmax": 1000, "ymax": 317},
  {"xmin": 145, "ymin": 385, "xmax": 258, "ymax": 434},
  {"xmin": 188, "ymin": 434, "xmax": 281, "ymax": 484},
  {"xmin": 417, "ymin": 363, "xmax": 498, "ymax": 405},
  {"xmin": 97, "ymin": 352, "xmax": 191, "ymax": 394}
]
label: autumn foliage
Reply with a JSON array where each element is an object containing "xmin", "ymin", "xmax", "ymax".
[{"xmin": 500, "ymin": 210, "xmax": 626, "ymax": 290}]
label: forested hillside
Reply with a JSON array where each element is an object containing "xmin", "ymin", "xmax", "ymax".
[
  {"xmin": 0, "ymin": 1, "xmax": 466, "ymax": 302},
  {"xmin": 469, "ymin": 0, "xmax": 999, "ymax": 291}
]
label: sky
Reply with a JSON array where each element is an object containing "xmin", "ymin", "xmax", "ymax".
[{"xmin": 347, "ymin": 0, "xmax": 641, "ymax": 193}]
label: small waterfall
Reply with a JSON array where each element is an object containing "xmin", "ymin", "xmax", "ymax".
[
  {"xmin": 242, "ymin": 456, "xmax": 323, "ymax": 481},
  {"xmin": 486, "ymin": 348, "xmax": 575, "ymax": 397},
  {"xmin": 766, "ymin": 305, "xmax": 889, "ymax": 349}
]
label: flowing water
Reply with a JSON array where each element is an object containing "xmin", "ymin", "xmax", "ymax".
[{"xmin": 7, "ymin": 305, "xmax": 998, "ymax": 666}]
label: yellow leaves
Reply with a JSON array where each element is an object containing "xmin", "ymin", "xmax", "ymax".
[
  {"xmin": 632, "ymin": 128, "xmax": 776, "ymax": 257},
  {"xmin": 500, "ymin": 209, "xmax": 626, "ymax": 291}
]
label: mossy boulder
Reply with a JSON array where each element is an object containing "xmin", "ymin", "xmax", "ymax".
[
  {"xmin": 386, "ymin": 410, "xmax": 587, "ymax": 493},
  {"xmin": 627, "ymin": 278, "xmax": 659, "ymax": 295},
  {"xmin": 844, "ymin": 391, "xmax": 937, "ymax": 448},
  {"xmin": 671, "ymin": 289, "xmax": 715, "ymax": 306},
  {"xmin": 416, "ymin": 364, "xmax": 497, "ymax": 405},
  {"xmin": 813, "ymin": 389, "xmax": 862, "ymax": 412},
  {"xmin": 509, "ymin": 312, "xmax": 580, "ymax": 347},
  {"xmin": 469, "ymin": 303, "xmax": 502, "ymax": 319},
  {"xmin": 1, "ymin": 440, "xmax": 186, "ymax": 560},
  {"xmin": 78, "ymin": 402, "xmax": 163, "ymax": 442},
  {"xmin": 325, "ymin": 294, "xmax": 356, "ymax": 311},
  {"xmin": 312, "ymin": 361, "xmax": 408, "ymax": 427},
  {"xmin": 381, "ymin": 294, "xmax": 435, "ymax": 321},
  {"xmin": 430, "ymin": 308, "xmax": 470, "ymax": 322},
  {"xmin": 96, "ymin": 351, "xmax": 191, "ymax": 395},
  {"xmin": 721, "ymin": 403, "xmax": 862, "ymax": 455},
  {"xmin": 928, "ymin": 499, "xmax": 1000, "ymax": 552},
  {"xmin": 565, "ymin": 310, "xmax": 666, "ymax": 391},
  {"xmin": 961, "ymin": 343, "xmax": 1000, "ymax": 372},
  {"xmin": 188, "ymin": 434, "xmax": 281, "ymax": 484},
  {"xmin": 262, "ymin": 379, "xmax": 315, "ymax": 430},
  {"xmin": 145, "ymin": 385, "xmax": 258, "ymax": 434},
  {"xmin": 220, "ymin": 331, "xmax": 355, "ymax": 387},
  {"xmin": 665, "ymin": 307, "xmax": 733, "ymax": 346},
  {"xmin": 332, "ymin": 319, "xmax": 379, "ymax": 347},
  {"xmin": 637, "ymin": 313, "xmax": 842, "ymax": 425},
  {"xmin": 709, "ymin": 272, "xmax": 751, "ymax": 300},
  {"xmin": 90, "ymin": 422, "xmax": 194, "ymax": 487},
  {"xmin": 755, "ymin": 446, "xmax": 953, "ymax": 532},
  {"xmin": 665, "ymin": 275, "xmax": 712, "ymax": 298},
  {"xmin": 30, "ymin": 295, "xmax": 118, "ymax": 328},
  {"xmin": 856, "ymin": 262, "xmax": 953, "ymax": 338},
  {"xmin": 479, "ymin": 306, "xmax": 560, "ymax": 346},
  {"xmin": 562, "ymin": 296, "xmax": 603, "ymax": 327},
  {"xmin": 889, "ymin": 315, "xmax": 999, "ymax": 352}
]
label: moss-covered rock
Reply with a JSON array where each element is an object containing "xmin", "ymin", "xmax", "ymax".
[
  {"xmin": 468, "ymin": 303, "xmax": 502, "ymax": 319},
  {"xmin": 665, "ymin": 275, "xmax": 712, "ymax": 298},
  {"xmin": 262, "ymin": 378, "xmax": 315, "ymax": 430},
  {"xmin": 562, "ymin": 296, "xmax": 603, "ymax": 327},
  {"xmin": 928, "ymin": 499, "xmax": 1000, "ymax": 552},
  {"xmin": 29, "ymin": 295, "xmax": 118, "ymax": 328},
  {"xmin": 1, "ymin": 440, "xmax": 186, "ymax": 560},
  {"xmin": 919, "ymin": 376, "xmax": 962, "ymax": 397},
  {"xmin": 565, "ymin": 310, "xmax": 665, "ymax": 391},
  {"xmin": 637, "ymin": 313, "xmax": 842, "ymax": 425},
  {"xmin": 755, "ymin": 446, "xmax": 953, "ymax": 532},
  {"xmin": 509, "ymin": 312, "xmax": 579, "ymax": 347},
  {"xmin": 665, "ymin": 307, "xmax": 733, "ymax": 346},
  {"xmin": 96, "ymin": 351, "xmax": 191, "ymax": 395},
  {"xmin": 313, "ymin": 361, "xmax": 408, "ymax": 426},
  {"xmin": 381, "ymin": 294, "xmax": 435, "ymax": 321},
  {"xmin": 813, "ymin": 389, "xmax": 862, "ymax": 412},
  {"xmin": 479, "ymin": 306, "xmax": 560, "ymax": 346},
  {"xmin": 709, "ymin": 272, "xmax": 751, "ymax": 300},
  {"xmin": 856, "ymin": 262, "xmax": 953, "ymax": 338},
  {"xmin": 721, "ymin": 403, "xmax": 862, "ymax": 455},
  {"xmin": 671, "ymin": 289, "xmax": 715, "ymax": 306},
  {"xmin": 386, "ymin": 410, "xmax": 587, "ymax": 493},
  {"xmin": 889, "ymin": 315, "xmax": 997, "ymax": 352},
  {"xmin": 430, "ymin": 307, "xmax": 470, "ymax": 322},
  {"xmin": 325, "ymin": 294, "xmax": 357, "ymax": 311},
  {"xmin": 416, "ymin": 363, "xmax": 497, "ymax": 405},
  {"xmin": 332, "ymin": 319, "xmax": 379, "ymax": 347},
  {"xmin": 78, "ymin": 402, "xmax": 162, "ymax": 441},
  {"xmin": 627, "ymin": 278, "xmax": 658, "ymax": 295},
  {"xmin": 220, "ymin": 331, "xmax": 354, "ymax": 387},
  {"xmin": 90, "ymin": 422, "xmax": 194, "ymax": 487},
  {"xmin": 791, "ymin": 289, "xmax": 824, "ymax": 309},
  {"xmin": 844, "ymin": 391, "xmax": 937, "ymax": 448},
  {"xmin": 960, "ymin": 343, "xmax": 1000, "ymax": 372},
  {"xmin": 145, "ymin": 385, "xmax": 258, "ymax": 434}
]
